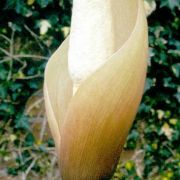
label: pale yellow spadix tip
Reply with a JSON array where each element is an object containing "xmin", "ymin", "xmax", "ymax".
[{"xmin": 68, "ymin": 0, "xmax": 116, "ymax": 94}]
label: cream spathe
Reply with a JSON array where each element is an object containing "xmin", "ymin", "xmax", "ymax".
[{"xmin": 44, "ymin": 0, "xmax": 148, "ymax": 179}]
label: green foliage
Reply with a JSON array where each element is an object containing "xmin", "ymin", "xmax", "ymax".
[
  {"xmin": 113, "ymin": 1, "xmax": 180, "ymax": 179},
  {"xmin": 159, "ymin": 0, "xmax": 180, "ymax": 10},
  {"xmin": 0, "ymin": 0, "xmax": 72, "ymax": 178},
  {"xmin": 0, "ymin": 0, "xmax": 179, "ymax": 179}
]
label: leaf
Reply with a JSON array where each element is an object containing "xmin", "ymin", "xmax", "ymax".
[
  {"xmin": 8, "ymin": 22, "xmax": 22, "ymax": 32},
  {"xmin": 171, "ymin": 63, "xmax": 180, "ymax": 78},
  {"xmin": 25, "ymin": 133, "xmax": 35, "ymax": 146},
  {"xmin": 4, "ymin": 0, "xmax": 16, "ymax": 9},
  {"xmin": 128, "ymin": 130, "xmax": 139, "ymax": 141},
  {"xmin": 161, "ymin": 123, "xmax": 173, "ymax": 140},
  {"xmin": 14, "ymin": 0, "xmax": 22, "ymax": 14},
  {"xmin": 163, "ymin": 77, "xmax": 176, "ymax": 88},
  {"xmin": 39, "ymin": 20, "xmax": 51, "ymax": 35},
  {"xmin": 138, "ymin": 103, "xmax": 151, "ymax": 114},
  {"xmin": 0, "ymin": 84, "xmax": 7, "ymax": 98},
  {"xmin": 168, "ymin": 50, "xmax": 180, "ymax": 57},
  {"xmin": 36, "ymin": 0, "xmax": 52, "ymax": 8},
  {"xmin": 0, "ymin": 103, "xmax": 15, "ymax": 115},
  {"xmin": 157, "ymin": 109, "xmax": 165, "ymax": 120},
  {"xmin": 174, "ymin": 92, "xmax": 180, "ymax": 103},
  {"xmin": 15, "ymin": 115, "xmax": 30, "ymax": 130},
  {"xmin": 0, "ymin": 65, "xmax": 8, "ymax": 80},
  {"xmin": 27, "ymin": 0, "xmax": 35, "ymax": 6},
  {"xmin": 144, "ymin": 78, "xmax": 154, "ymax": 92},
  {"xmin": 160, "ymin": 0, "xmax": 180, "ymax": 10}
]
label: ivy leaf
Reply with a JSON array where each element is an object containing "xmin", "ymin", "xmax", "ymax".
[
  {"xmin": 36, "ymin": 0, "xmax": 53, "ymax": 8},
  {"xmin": 160, "ymin": 0, "xmax": 180, "ymax": 10},
  {"xmin": 171, "ymin": 63, "xmax": 180, "ymax": 78},
  {"xmin": 144, "ymin": 78, "xmax": 154, "ymax": 92},
  {"xmin": 4, "ymin": 0, "xmax": 16, "ymax": 9},
  {"xmin": 25, "ymin": 133, "xmax": 35, "ymax": 146},
  {"xmin": 15, "ymin": 115, "xmax": 30, "ymax": 130},
  {"xmin": 5, "ymin": 0, "xmax": 32, "ymax": 17},
  {"xmin": 161, "ymin": 123, "xmax": 173, "ymax": 140},
  {"xmin": 138, "ymin": 103, "xmax": 151, "ymax": 114},
  {"xmin": 174, "ymin": 92, "xmax": 180, "ymax": 103},
  {"xmin": 5, "ymin": 0, "xmax": 23, "ymax": 13},
  {"xmin": 8, "ymin": 22, "xmax": 22, "ymax": 32},
  {"xmin": 0, "ymin": 84, "xmax": 7, "ymax": 98},
  {"xmin": 163, "ymin": 77, "xmax": 176, "ymax": 88},
  {"xmin": 0, "ymin": 103, "xmax": 15, "ymax": 115},
  {"xmin": 0, "ymin": 65, "xmax": 8, "ymax": 80},
  {"xmin": 27, "ymin": 0, "xmax": 35, "ymax": 6}
]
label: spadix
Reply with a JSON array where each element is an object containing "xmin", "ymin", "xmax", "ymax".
[{"xmin": 68, "ymin": 0, "xmax": 116, "ymax": 94}]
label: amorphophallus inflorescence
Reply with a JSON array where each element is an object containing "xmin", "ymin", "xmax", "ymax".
[{"xmin": 44, "ymin": 0, "xmax": 148, "ymax": 179}]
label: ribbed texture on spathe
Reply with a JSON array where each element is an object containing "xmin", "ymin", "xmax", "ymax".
[{"xmin": 44, "ymin": 0, "xmax": 148, "ymax": 179}]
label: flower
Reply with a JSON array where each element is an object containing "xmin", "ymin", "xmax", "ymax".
[{"xmin": 44, "ymin": 0, "xmax": 148, "ymax": 179}]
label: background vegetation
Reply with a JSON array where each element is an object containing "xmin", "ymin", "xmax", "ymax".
[{"xmin": 0, "ymin": 0, "xmax": 179, "ymax": 179}]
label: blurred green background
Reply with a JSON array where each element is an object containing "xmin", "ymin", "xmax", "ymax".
[{"xmin": 0, "ymin": 0, "xmax": 179, "ymax": 179}]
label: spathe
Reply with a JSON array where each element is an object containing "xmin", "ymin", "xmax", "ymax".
[{"xmin": 44, "ymin": 0, "xmax": 148, "ymax": 179}]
